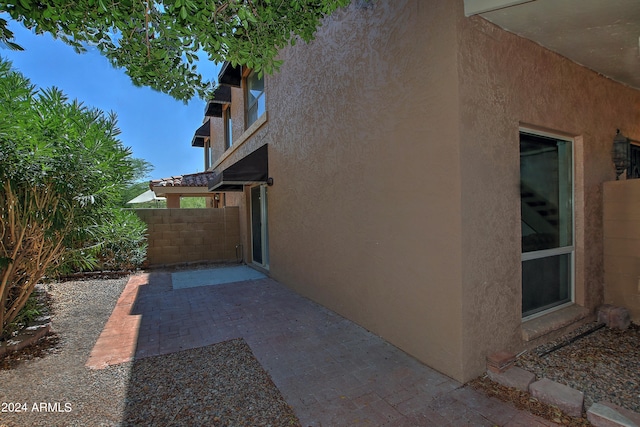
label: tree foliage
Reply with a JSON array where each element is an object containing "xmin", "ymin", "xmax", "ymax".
[
  {"xmin": 0, "ymin": 0, "xmax": 351, "ymax": 101},
  {"xmin": 0, "ymin": 57, "xmax": 141, "ymax": 336}
]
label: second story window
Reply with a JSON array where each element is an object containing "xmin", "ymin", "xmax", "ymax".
[
  {"xmin": 204, "ymin": 139, "xmax": 211, "ymax": 169},
  {"xmin": 246, "ymin": 71, "xmax": 265, "ymax": 128},
  {"xmin": 224, "ymin": 106, "xmax": 233, "ymax": 150}
]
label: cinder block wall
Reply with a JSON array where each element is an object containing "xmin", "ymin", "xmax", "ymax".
[
  {"xmin": 603, "ymin": 179, "xmax": 640, "ymax": 323},
  {"xmin": 134, "ymin": 207, "xmax": 241, "ymax": 266}
]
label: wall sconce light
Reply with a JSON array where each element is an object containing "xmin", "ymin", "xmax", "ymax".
[
  {"xmin": 267, "ymin": 177, "xmax": 274, "ymax": 186},
  {"xmin": 214, "ymin": 193, "xmax": 220, "ymax": 201},
  {"xmin": 612, "ymin": 129, "xmax": 630, "ymax": 180}
]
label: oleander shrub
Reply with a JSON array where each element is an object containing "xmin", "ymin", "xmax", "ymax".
[
  {"xmin": 95, "ymin": 209, "xmax": 148, "ymax": 271},
  {"xmin": 0, "ymin": 57, "xmax": 143, "ymax": 336}
]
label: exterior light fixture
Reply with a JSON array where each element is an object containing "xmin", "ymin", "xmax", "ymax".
[{"xmin": 612, "ymin": 129, "xmax": 630, "ymax": 180}]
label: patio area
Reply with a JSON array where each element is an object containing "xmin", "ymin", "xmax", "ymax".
[{"xmin": 85, "ymin": 265, "xmax": 560, "ymax": 426}]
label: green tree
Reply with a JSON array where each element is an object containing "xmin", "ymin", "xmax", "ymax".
[
  {"xmin": 180, "ymin": 197, "xmax": 206, "ymax": 208},
  {"xmin": 0, "ymin": 57, "xmax": 139, "ymax": 336},
  {"xmin": 129, "ymin": 158, "xmax": 154, "ymax": 183},
  {"xmin": 0, "ymin": 0, "xmax": 351, "ymax": 101}
]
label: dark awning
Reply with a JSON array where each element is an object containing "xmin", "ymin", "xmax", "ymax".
[
  {"xmin": 209, "ymin": 144, "xmax": 268, "ymax": 192},
  {"xmin": 204, "ymin": 102, "xmax": 223, "ymax": 118},
  {"xmin": 204, "ymin": 85, "xmax": 232, "ymax": 117},
  {"xmin": 218, "ymin": 62, "xmax": 242, "ymax": 87},
  {"xmin": 191, "ymin": 118, "xmax": 211, "ymax": 147}
]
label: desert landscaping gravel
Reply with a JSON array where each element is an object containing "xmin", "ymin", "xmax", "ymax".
[
  {"xmin": 516, "ymin": 321, "xmax": 640, "ymax": 413},
  {"xmin": 0, "ymin": 277, "xmax": 299, "ymax": 427}
]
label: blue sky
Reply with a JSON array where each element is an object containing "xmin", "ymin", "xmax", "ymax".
[{"xmin": 1, "ymin": 22, "xmax": 220, "ymax": 181}]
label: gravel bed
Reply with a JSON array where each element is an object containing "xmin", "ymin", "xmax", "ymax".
[
  {"xmin": 516, "ymin": 321, "xmax": 640, "ymax": 413},
  {"xmin": 0, "ymin": 277, "xmax": 299, "ymax": 426},
  {"xmin": 122, "ymin": 340, "xmax": 299, "ymax": 426}
]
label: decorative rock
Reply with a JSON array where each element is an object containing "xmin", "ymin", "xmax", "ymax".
[
  {"xmin": 0, "ymin": 319, "xmax": 52, "ymax": 357},
  {"xmin": 529, "ymin": 378, "xmax": 584, "ymax": 417},
  {"xmin": 597, "ymin": 305, "xmax": 631, "ymax": 330},
  {"xmin": 609, "ymin": 307, "xmax": 631, "ymax": 330},
  {"xmin": 487, "ymin": 366, "xmax": 536, "ymax": 392},
  {"xmin": 598, "ymin": 305, "xmax": 615, "ymax": 325}
]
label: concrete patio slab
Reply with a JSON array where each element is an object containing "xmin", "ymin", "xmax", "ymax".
[
  {"xmin": 171, "ymin": 265, "xmax": 266, "ymax": 289},
  {"xmin": 87, "ymin": 269, "xmax": 562, "ymax": 426}
]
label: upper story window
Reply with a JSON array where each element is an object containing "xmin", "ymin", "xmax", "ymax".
[
  {"xmin": 204, "ymin": 139, "xmax": 211, "ymax": 169},
  {"xmin": 224, "ymin": 106, "xmax": 233, "ymax": 150},
  {"xmin": 246, "ymin": 71, "xmax": 265, "ymax": 128}
]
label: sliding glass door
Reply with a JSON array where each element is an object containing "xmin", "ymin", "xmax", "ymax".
[{"xmin": 251, "ymin": 185, "xmax": 269, "ymax": 269}]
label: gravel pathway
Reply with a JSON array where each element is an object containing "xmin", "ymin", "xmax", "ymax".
[
  {"xmin": 0, "ymin": 278, "xmax": 299, "ymax": 426},
  {"xmin": 516, "ymin": 321, "xmax": 640, "ymax": 413}
]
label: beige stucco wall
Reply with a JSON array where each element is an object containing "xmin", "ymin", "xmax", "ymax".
[
  {"xmin": 457, "ymin": 15, "xmax": 640, "ymax": 379},
  {"xmin": 264, "ymin": 0, "xmax": 467, "ymax": 380},
  {"xmin": 135, "ymin": 207, "xmax": 240, "ymax": 266},
  {"xmin": 205, "ymin": 0, "xmax": 640, "ymax": 382},
  {"xmin": 603, "ymin": 179, "xmax": 640, "ymax": 323}
]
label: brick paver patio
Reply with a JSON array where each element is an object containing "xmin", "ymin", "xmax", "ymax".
[{"xmin": 87, "ymin": 269, "xmax": 560, "ymax": 426}]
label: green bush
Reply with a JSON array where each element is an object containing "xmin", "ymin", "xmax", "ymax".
[
  {"xmin": 95, "ymin": 209, "xmax": 148, "ymax": 271},
  {"xmin": 0, "ymin": 290, "xmax": 42, "ymax": 341},
  {"xmin": 0, "ymin": 57, "xmax": 145, "ymax": 335}
]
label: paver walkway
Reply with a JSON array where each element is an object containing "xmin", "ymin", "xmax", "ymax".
[{"xmin": 87, "ymin": 268, "xmax": 560, "ymax": 426}]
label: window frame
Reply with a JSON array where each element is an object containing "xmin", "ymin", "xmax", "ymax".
[
  {"xmin": 244, "ymin": 69, "xmax": 265, "ymax": 129},
  {"xmin": 520, "ymin": 128, "xmax": 576, "ymax": 321},
  {"xmin": 204, "ymin": 138, "xmax": 212, "ymax": 170},
  {"xmin": 224, "ymin": 105, "xmax": 233, "ymax": 150},
  {"xmin": 628, "ymin": 143, "xmax": 640, "ymax": 178}
]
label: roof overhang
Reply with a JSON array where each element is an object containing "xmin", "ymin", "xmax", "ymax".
[
  {"xmin": 191, "ymin": 118, "xmax": 211, "ymax": 147},
  {"xmin": 208, "ymin": 144, "xmax": 269, "ymax": 192},
  {"xmin": 218, "ymin": 62, "xmax": 242, "ymax": 87},
  {"xmin": 152, "ymin": 187, "xmax": 211, "ymax": 197},
  {"xmin": 467, "ymin": 0, "xmax": 640, "ymax": 90},
  {"xmin": 150, "ymin": 171, "xmax": 216, "ymax": 197}
]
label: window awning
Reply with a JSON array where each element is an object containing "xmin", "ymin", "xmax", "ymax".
[
  {"xmin": 218, "ymin": 62, "xmax": 242, "ymax": 87},
  {"xmin": 204, "ymin": 85, "xmax": 232, "ymax": 117},
  {"xmin": 191, "ymin": 118, "xmax": 211, "ymax": 147},
  {"xmin": 208, "ymin": 144, "xmax": 268, "ymax": 192}
]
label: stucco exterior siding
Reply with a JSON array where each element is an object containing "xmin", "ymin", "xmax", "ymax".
[
  {"xmin": 264, "ymin": 0, "xmax": 467, "ymax": 380},
  {"xmin": 603, "ymin": 179, "xmax": 640, "ymax": 323},
  {"xmin": 457, "ymin": 15, "xmax": 640, "ymax": 379},
  {"xmin": 205, "ymin": 0, "xmax": 640, "ymax": 383}
]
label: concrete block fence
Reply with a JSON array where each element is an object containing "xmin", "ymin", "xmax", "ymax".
[
  {"xmin": 603, "ymin": 179, "xmax": 640, "ymax": 324},
  {"xmin": 134, "ymin": 207, "xmax": 241, "ymax": 267}
]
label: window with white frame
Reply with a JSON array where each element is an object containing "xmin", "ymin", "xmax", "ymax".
[
  {"xmin": 224, "ymin": 106, "xmax": 233, "ymax": 150},
  {"xmin": 246, "ymin": 71, "xmax": 265, "ymax": 128},
  {"xmin": 204, "ymin": 139, "xmax": 212, "ymax": 169}
]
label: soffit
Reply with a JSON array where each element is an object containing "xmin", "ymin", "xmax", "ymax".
[{"xmin": 473, "ymin": 0, "xmax": 640, "ymax": 90}]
